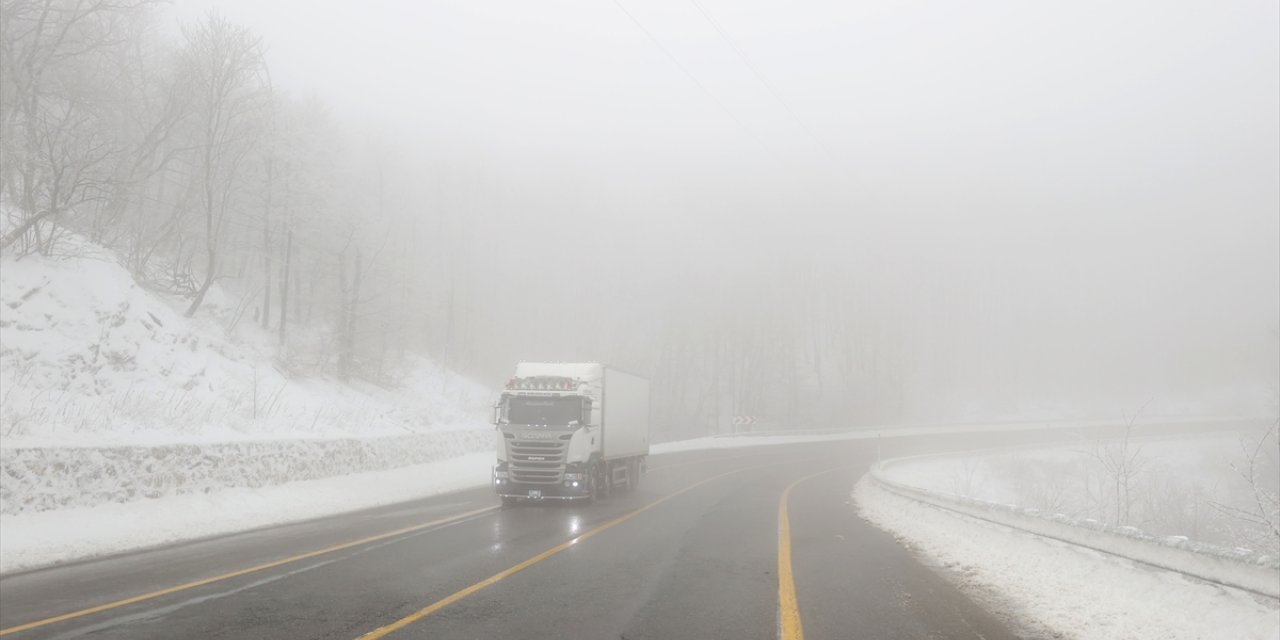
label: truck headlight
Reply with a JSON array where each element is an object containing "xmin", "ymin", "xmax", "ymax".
[
  {"xmin": 564, "ymin": 472, "xmax": 584, "ymax": 480},
  {"xmin": 494, "ymin": 471, "xmax": 509, "ymax": 479}
]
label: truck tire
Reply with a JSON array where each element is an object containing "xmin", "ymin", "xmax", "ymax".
[
  {"xmin": 587, "ymin": 462, "xmax": 603, "ymax": 503},
  {"xmin": 501, "ymin": 496, "xmax": 519, "ymax": 507},
  {"xmin": 625, "ymin": 458, "xmax": 640, "ymax": 492},
  {"xmin": 599, "ymin": 461, "xmax": 613, "ymax": 500}
]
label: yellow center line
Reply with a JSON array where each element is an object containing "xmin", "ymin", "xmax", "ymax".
[
  {"xmin": 0, "ymin": 505, "xmax": 499, "ymax": 637},
  {"xmin": 355, "ymin": 461, "xmax": 792, "ymax": 640},
  {"xmin": 778, "ymin": 466, "xmax": 846, "ymax": 640}
]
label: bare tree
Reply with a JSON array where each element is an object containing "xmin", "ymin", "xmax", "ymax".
[
  {"xmin": 177, "ymin": 13, "xmax": 265, "ymax": 317},
  {"xmin": 1208, "ymin": 421, "xmax": 1280, "ymax": 554},
  {"xmin": 1088, "ymin": 405, "xmax": 1151, "ymax": 526},
  {"xmin": 950, "ymin": 456, "xmax": 986, "ymax": 498},
  {"xmin": 90, "ymin": 15, "xmax": 193, "ymax": 253},
  {"xmin": 0, "ymin": 0, "xmax": 156, "ymax": 253}
]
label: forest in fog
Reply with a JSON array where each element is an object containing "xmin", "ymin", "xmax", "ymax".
[{"xmin": 3, "ymin": 1, "xmax": 1277, "ymax": 440}]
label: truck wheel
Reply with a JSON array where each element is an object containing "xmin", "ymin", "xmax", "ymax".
[
  {"xmin": 597, "ymin": 461, "xmax": 613, "ymax": 501},
  {"xmin": 626, "ymin": 459, "xmax": 640, "ymax": 492},
  {"xmin": 587, "ymin": 462, "xmax": 603, "ymax": 503},
  {"xmin": 501, "ymin": 496, "xmax": 519, "ymax": 507}
]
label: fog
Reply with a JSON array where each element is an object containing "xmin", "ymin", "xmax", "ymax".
[
  {"xmin": 177, "ymin": 0, "xmax": 1279, "ymax": 431},
  {"xmin": 8, "ymin": 0, "xmax": 1278, "ymax": 437}
]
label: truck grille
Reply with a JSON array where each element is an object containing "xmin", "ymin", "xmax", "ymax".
[{"xmin": 507, "ymin": 439, "xmax": 568, "ymax": 484}]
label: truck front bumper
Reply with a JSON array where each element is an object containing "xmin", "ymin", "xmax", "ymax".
[{"xmin": 494, "ymin": 480, "xmax": 590, "ymax": 501}]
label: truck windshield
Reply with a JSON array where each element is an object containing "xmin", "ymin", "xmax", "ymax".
[{"xmin": 506, "ymin": 396, "xmax": 583, "ymax": 426}]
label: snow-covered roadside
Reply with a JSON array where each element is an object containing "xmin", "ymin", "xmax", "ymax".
[
  {"xmin": 0, "ymin": 420, "xmax": 1262, "ymax": 575},
  {"xmin": 853, "ymin": 477, "xmax": 1280, "ymax": 640},
  {"xmin": 879, "ymin": 434, "xmax": 1249, "ymax": 507},
  {"xmin": 651, "ymin": 422, "xmax": 1056, "ymax": 453},
  {"xmin": 0, "ymin": 452, "xmax": 494, "ymax": 574},
  {"xmin": 649, "ymin": 416, "xmax": 1255, "ymax": 454},
  {"xmin": 878, "ymin": 431, "xmax": 1280, "ymax": 559},
  {"xmin": 0, "ymin": 428, "xmax": 846, "ymax": 574},
  {"xmin": 0, "ymin": 232, "xmax": 504, "ymax": 572},
  {"xmin": 0, "ymin": 424, "xmax": 1082, "ymax": 574}
]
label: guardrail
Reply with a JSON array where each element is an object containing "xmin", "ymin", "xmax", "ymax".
[{"xmin": 869, "ymin": 460, "xmax": 1280, "ymax": 599}]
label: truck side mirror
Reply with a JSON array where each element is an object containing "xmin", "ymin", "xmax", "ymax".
[{"xmin": 491, "ymin": 403, "xmax": 502, "ymax": 427}]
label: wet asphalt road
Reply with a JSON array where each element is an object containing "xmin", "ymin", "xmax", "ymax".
[{"xmin": 0, "ymin": 423, "xmax": 1232, "ymax": 640}]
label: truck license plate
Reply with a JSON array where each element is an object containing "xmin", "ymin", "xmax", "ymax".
[{"xmin": 528, "ymin": 489, "xmax": 542, "ymax": 499}]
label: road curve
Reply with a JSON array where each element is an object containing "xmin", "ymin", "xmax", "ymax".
[{"xmin": 0, "ymin": 425, "xmax": 1219, "ymax": 640}]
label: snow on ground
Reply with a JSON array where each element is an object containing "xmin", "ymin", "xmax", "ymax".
[
  {"xmin": 0, "ymin": 422, "xmax": 1109, "ymax": 573},
  {"xmin": 649, "ymin": 423, "xmax": 1063, "ymax": 453},
  {"xmin": 0, "ymin": 452, "xmax": 494, "ymax": 574},
  {"xmin": 0, "ymin": 420, "xmax": 1263, "ymax": 574},
  {"xmin": 0, "ymin": 234, "xmax": 491, "ymax": 446},
  {"xmin": 0, "ymin": 232, "xmax": 501, "ymax": 572},
  {"xmin": 648, "ymin": 418, "xmax": 1245, "ymax": 454},
  {"xmin": 882, "ymin": 434, "xmax": 1246, "ymax": 504},
  {"xmin": 879, "ymin": 432, "xmax": 1279, "ymax": 554},
  {"xmin": 0, "ymin": 424, "xmax": 1126, "ymax": 574},
  {"xmin": 854, "ymin": 477, "xmax": 1280, "ymax": 640}
]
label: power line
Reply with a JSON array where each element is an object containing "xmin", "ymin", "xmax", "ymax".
[
  {"xmin": 609, "ymin": 0, "xmax": 781, "ymax": 164},
  {"xmin": 686, "ymin": 0, "xmax": 837, "ymax": 161}
]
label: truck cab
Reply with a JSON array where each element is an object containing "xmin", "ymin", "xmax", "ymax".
[{"xmin": 492, "ymin": 362, "xmax": 648, "ymax": 505}]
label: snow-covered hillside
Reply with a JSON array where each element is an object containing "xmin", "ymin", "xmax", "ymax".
[
  {"xmin": 0, "ymin": 233, "xmax": 502, "ymax": 571},
  {"xmin": 0, "ymin": 233, "xmax": 492, "ymax": 446}
]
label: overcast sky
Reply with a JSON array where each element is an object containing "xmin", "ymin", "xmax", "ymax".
[
  {"xmin": 166, "ymin": 0, "xmax": 1278, "ymax": 251},
  {"xmin": 166, "ymin": 0, "xmax": 1279, "ymax": 415}
]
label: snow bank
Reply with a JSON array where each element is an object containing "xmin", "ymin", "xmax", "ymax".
[
  {"xmin": 879, "ymin": 433, "xmax": 1280, "ymax": 555},
  {"xmin": 650, "ymin": 417, "xmax": 1257, "ymax": 454},
  {"xmin": 870, "ymin": 465, "xmax": 1279, "ymax": 597},
  {"xmin": 650, "ymin": 423, "xmax": 1057, "ymax": 453},
  {"xmin": 881, "ymin": 435, "xmax": 1250, "ymax": 506},
  {"xmin": 0, "ymin": 452, "xmax": 494, "ymax": 574},
  {"xmin": 870, "ymin": 430, "xmax": 1280, "ymax": 597},
  {"xmin": 855, "ymin": 477, "xmax": 1280, "ymax": 640}
]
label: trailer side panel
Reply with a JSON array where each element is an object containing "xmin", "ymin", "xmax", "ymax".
[{"xmin": 601, "ymin": 368, "xmax": 649, "ymax": 459}]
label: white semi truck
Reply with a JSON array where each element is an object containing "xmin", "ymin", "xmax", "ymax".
[{"xmin": 491, "ymin": 362, "xmax": 649, "ymax": 505}]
